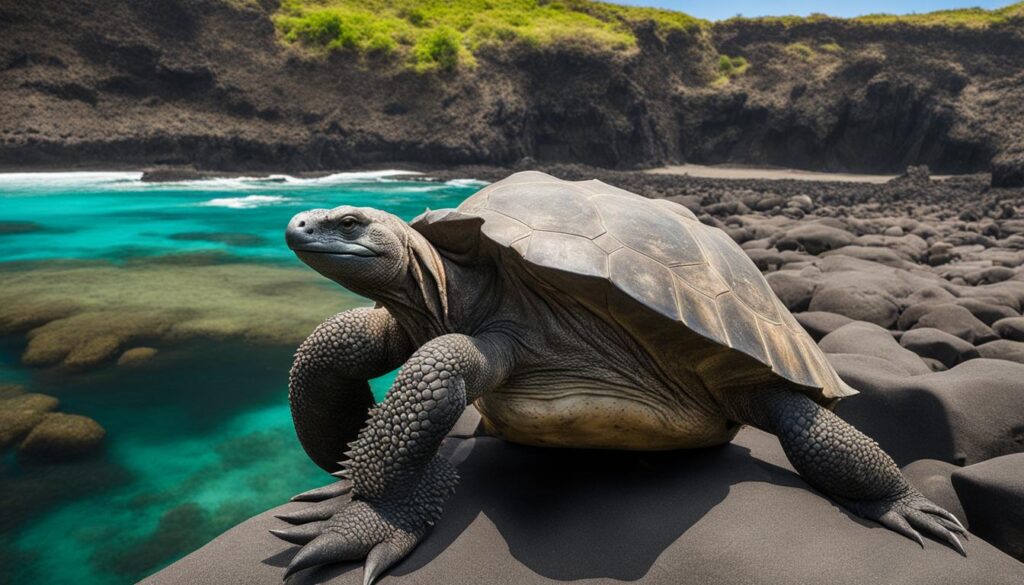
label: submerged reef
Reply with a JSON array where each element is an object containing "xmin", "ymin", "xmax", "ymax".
[{"xmin": 0, "ymin": 257, "xmax": 363, "ymax": 370}]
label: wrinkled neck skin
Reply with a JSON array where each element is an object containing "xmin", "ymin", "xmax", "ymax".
[{"xmin": 365, "ymin": 227, "xmax": 499, "ymax": 347}]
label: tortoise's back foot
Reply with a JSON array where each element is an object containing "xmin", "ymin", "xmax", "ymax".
[
  {"xmin": 842, "ymin": 491, "xmax": 967, "ymax": 555},
  {"xmin": 721, "ymin": 386, "xmax": 969, "ymax": 555}
]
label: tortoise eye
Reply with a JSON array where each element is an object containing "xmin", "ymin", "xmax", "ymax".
[{"xmin": 339, "ymin": 216, "xmax": 359, "ymax": 232}]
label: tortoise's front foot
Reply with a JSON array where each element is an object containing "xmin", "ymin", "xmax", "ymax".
[
  {"xmin": 273, "ymin": 497, "xmax": 428, "ymax": 584},
  {"xmin": 271, "ymin": 457, "xmax": 457, "ymax": 584},
  {"xmin": 842, "ymin": 488, "xmax": 968, "ymax": 555}
]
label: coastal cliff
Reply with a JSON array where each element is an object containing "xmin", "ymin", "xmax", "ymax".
[{"xmin": 1, "ymin": 0, "xmax": 1023, "ymax": 179}]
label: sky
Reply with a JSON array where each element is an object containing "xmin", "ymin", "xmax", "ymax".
[{"xmin": 613, "ymin": 1, "xmax": 1012, "ymax": 21}]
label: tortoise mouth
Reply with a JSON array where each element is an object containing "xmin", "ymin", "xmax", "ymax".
[{"xmin": 290, "ymin": 241, "xmax": 377, "ymax": 257}]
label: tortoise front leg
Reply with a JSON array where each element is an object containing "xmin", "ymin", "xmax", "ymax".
[
  {"xmin": 722, "ymin": 387, "xmax": 968, "ymax": 554},
  {"xmin": 288, "ymin": 307, "xmax": 413, "ymax": 475},
  {"xmin": 273, "ymin": 332, "xmax": 514, "ymax": 584}
]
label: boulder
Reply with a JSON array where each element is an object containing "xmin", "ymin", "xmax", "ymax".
[
  {"xmin": 19, "ymin": 413, "xmax": 106, "ymax": 460},
  {"xmin": 912, "ymin": 305, "xmax": 998, "ymax": 344},
  {"xmin": 820, "ymin": 322, "xmax": 930, "ymax": 376},
  {"xmin": 777, "ymin": 224, "xmax": 855, "ymax": 255},
  {"xmin": 143, "ymin": 431, "xmax": 1024, "ymax": 585},
  {"xmin": 976, "ymin": 340, "xmax": 1024, "ymax": 364},
  {"xmin": 899, "ymin": 328, "xmax": 980, "ymax": 369},
  {"xmin": 793, "ymin": 311, "xmax": 854, "ymax": 341},
  {"xmin": 765, "ymin": 271, "xmax": 815, "ymax": 312},
  {"xmin": 949, "ymin": 298, "xmax": 1018, "ymax": 326},
  {"xmin": 808, "ymin": 284, "xmax": 900, "ymax": 328},
  {"xmin": 952, "ymin": 454, "xmax": 1024, "ymax": 560},
  {"xmin": 832, "ymin": 358, "xmax": 1024, "ymax": 467},
  {"xmin": 901, "ymin": 459, "xmax": 967, "ymax": 526},
  {"xmin": 992, "ymin": 317, "xmax": 1024, "ymax": 341}
]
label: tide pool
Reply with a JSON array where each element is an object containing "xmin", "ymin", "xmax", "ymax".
[{"xmin": 0, "ymin": 171, "xmax": 484, "ymax": 584}]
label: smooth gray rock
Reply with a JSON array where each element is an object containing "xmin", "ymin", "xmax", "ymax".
[
  {"xmin": 765, "ymin": 271, "xmax": 816, "ymax": 312},
  {"xmin": 899, "ymin": 327, "xmax": 980, "ymax": 368},
  {"xmin": 143, "ymin": 431, "xmax": 1024, "ymax": 585},
  {"xmin": 976, "ymin": 339, "xmax": 1024, "ymax": 364},
  {"xmin": 901, "ymin": 459, "xmax": 968, "ymax": 527},
  {"xmin": 913, "ymin": 304, "xmax": 999, "ymax": 344},
  {"xmin": 993, "ymin": 316, "xmax": 1024, "ymax": 341},
  {"xmin": 793, "ymin": 311, "xmax": 854, "ymax": 341},
  {"xmin": 952, "ymin": 454, "xmax": 1024, "ymax": 561},
  {"xmin": 821, "ymin": 322, "xmax": 930, "ymax": 376},
  {"xmin": 832, "ymin": 358, "xmax": 1024, "ymax": 467}
]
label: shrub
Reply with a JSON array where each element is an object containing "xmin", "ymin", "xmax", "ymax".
[
  {"xmin": 785, "ymin": 42, "xmax": 815, "ymax": 61},
  {"xmin": 414, "ymin": 27, "xmax": 462, "ymax": 71},
  {"xmin": 718, "ymin": 54, "xmax": 749, "ymax": 76}
]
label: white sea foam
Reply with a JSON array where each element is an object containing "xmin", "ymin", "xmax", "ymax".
[
  {"xmin": 155, "ymin": 170, "xmax": 426, "ymax": 190},
  {"xmin": 197, "ymin": 195, "xmax": 292, "ymax": 209},
  {"xmin": 0, "ymin": 169, "xmax": 490, "ymax": 194},
  {"xmin": 445, "ymin": 178, "xmax": 489, "ymax": 188},
  {"xmin": 0, "ymin": 171, "xmax": 143, "ymax": 191}
]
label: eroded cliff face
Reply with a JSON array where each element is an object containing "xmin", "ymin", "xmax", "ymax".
[{"xmin": 1, "ymin": 0, "xmax": 1022, "ymax": 176}]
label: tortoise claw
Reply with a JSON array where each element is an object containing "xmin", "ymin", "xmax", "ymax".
[{"xmin": 290, "ymin": 479, "xmax": 353, "ymax": 502}]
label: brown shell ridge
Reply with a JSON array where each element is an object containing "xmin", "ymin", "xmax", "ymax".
[{"xmin": 425, "ymin": 171, "xmax": 852, "ymax": 398}]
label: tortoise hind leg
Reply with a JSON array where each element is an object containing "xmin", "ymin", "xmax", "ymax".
[{"xmin": 721, "ymin": 386, "xmax": 968, "ymax": 554}]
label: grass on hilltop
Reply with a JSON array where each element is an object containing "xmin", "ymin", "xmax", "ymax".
[
  {"xmin": 272, "ymin": 0, "xmax": 706, "ymax": 72},
  {"xmin": 725, "ymin": 2, "xmax": 1024, "ymax": 28},
  {"xmin": 855, "ymin": 2, "xmax": 1024, "ymax": 27}
]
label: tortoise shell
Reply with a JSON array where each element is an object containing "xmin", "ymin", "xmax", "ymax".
[{"xmin": 412, "ymin": 171, "xmax": 856, "ymax": 400}]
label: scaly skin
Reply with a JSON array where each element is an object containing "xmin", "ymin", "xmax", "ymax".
[
  {"xmin": 277, "ymin": 332, "xmax": 513, "ymax": 582},
  {"xmin": 723, "ymin": 387, "xmax": 967, "ymax": 553},
  {"xmin": 288, "ymin": 307, "xmax": 413, "ymax": 473}
]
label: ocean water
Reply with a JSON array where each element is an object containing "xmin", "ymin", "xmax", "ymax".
[{"xmin": 0, "ymin": 171, "xmax": 485, "ymax": 584}]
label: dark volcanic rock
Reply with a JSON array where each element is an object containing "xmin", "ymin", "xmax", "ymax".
[
  {"xmin": 993, "ymin": 316, "xmax": 1024, "ymax": 341},
  {"xmin": 765, "ymin": 271, "xmax": 816, "ymax": 312},
  {"xmin": 143, "ymin": 431, "xmax": 1024, "ymax": 585},
  {"xmin": 952, "ymin": 454, "xmax": 1024, "ymax": 561},
  {"xmin": 899, "ymin": 327, "xmax": 980, "ymax": 368},
  {"xmin": 901, "ymin": 459, "xmax": 968, "ymax": 526},
  {"xmin": 831, "ymin": 358, "xmax": 1024, "ymax": 467},
  {"xmin": 821, "ymin": 322, "xmax": 930, "ymax": 376},
  {"xmin": 912, "ymin": 304, "xmax": 999, "ymax": 344},
  {"xmin": 976, "ymin": 339, "xmax": 1024, "ymax": 364},
  {"xmin": 3, "ymin": 1, "xmax": 1024, "ymax": 174},
  {"xmin": 793, "ymin": 311, "xmax": 854, "ymax": 341}
]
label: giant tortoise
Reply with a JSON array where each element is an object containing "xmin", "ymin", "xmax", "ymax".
[{"xmin": 276, "ymin": 171, "xmax": 965, "ymax": 583}]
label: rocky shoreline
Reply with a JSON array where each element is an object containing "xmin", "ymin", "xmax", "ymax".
[
  {"xmin": 130, "ymin": 162, "xmax": 1024, "ymax": 582},
  {"xmin": 2, "ymin": 1, "xmax": 1023, "ymax": 182}
]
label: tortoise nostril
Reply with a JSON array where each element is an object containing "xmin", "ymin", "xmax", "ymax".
[
  {"xmin": 298, "ymin": 220, "xmax": 306, "ymax": 228},
  {"xmin": 304, "ymin": 228, "xmax": 313, "ymax": 234}
]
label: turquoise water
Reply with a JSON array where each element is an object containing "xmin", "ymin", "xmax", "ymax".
[{"xmin": 0, "ymin": 171, "xmax": 484, "ymax": 584}]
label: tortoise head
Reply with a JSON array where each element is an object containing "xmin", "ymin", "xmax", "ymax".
[{"xmin": 286, "ymin": 205, "xmax": 449, "ymax": 329}]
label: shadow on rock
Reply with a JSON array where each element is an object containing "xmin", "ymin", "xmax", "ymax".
[{"xmin": 281, "ymin": 436, "xmax": 805, "ymax": 583}]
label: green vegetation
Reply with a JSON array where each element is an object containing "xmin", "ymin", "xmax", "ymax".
[
  {"xmin": 820, "ymin": 42, "xmax": 842, "ymax": 54},
  {"xmin": 711, "ymin": 54, "xmax": 749, "ymax": 86},
  {"xmin": 273, "ymin": 0, "xmax": 707, "ymax": 72},
  {"xmin": 854, "ymin": 2, "xmax": 1024, "ymax": 27},
  {"xmin": 717, "ymin": 54, "xmax": 749, "ymax": 77},
  {"xmin": 725, "ymin": 2, "xmax": 1024, "ymax": 29},
  {"xmin": 784, "ymin": 42, "xmax": 815, "ymax": 61}
]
